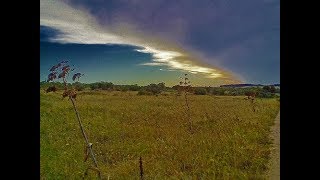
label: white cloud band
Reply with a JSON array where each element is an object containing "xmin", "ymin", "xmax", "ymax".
[{"xmin": 41, "ymin": 0, "xmax": 236, "ymax": 83}]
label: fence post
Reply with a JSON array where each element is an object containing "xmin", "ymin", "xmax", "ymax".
[{"xmin": 139, "ymin": 156, "xmax": 144, "ymax": 180}]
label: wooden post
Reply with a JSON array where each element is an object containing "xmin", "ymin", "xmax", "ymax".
[{"xmin": 139, "ymin": 156, "xmax": 144, "ymax": 180}]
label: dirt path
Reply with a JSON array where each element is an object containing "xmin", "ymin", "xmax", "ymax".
[{"xmin": 266, "ymin": 111, "xmax": 280, "ymax": 180}]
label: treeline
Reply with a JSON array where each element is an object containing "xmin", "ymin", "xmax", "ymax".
[
  {"xmin": 189, "ymin": 86, "xmax": 280, "ymax": 98},
  {"xmin": 40, "ymin": 81, "xmax": 280, "ymax": 98},
  {"xmin": 40, "ymin": 81, "xmax": 141, "ymax": 91}
]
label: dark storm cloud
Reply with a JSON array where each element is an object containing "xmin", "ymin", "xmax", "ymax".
[
  {"xmin": 63, "ymin": 0, "xmax": 279, "ymax": 83},
  {"xmin": 64, "ymin": 0, "xmax": 279, "ymax": 45}
]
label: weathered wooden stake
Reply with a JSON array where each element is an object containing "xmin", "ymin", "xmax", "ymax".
[{"xmin": 139, "ymin": 156, "xmax": 144, "ymax": 180}]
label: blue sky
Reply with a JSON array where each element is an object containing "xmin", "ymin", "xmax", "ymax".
[
  {"xmin": 40, "ymin": 0, "xmax": 279, "ymax": 86},
  {"xmin": 40, "ymin": 39, "xmax": 185, "ymax": 85}
]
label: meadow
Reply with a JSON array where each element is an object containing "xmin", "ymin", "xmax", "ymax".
[{"xmin": 40, "ymin": 90, "xmax": 279, "ymax": 179}]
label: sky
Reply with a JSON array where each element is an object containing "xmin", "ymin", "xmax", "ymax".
[{"xmin": 40, "ymin": 0, "xmax": 279, "ymax": 86}]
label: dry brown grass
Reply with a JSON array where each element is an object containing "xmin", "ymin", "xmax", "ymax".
[{"xmin": 41, "ymin": 90, "xmax": 279, "ymax": 179}]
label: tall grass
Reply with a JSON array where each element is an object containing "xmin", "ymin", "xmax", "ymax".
[{"xmin": 41, "ymin": 90, "xmax": 279, "ymax": 179}]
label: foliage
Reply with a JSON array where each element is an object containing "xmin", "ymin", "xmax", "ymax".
[
  {"xmin": 141, "ymin": 82, "xmax": 166, "ymax": 95},
  {"xmin": 114, "ymin": 84, "xmax": 142, "ymax": 92},
  {"xmin": 128, "ymin": 84, "xmax": 141, "ymax": 91},
  {"xmin": 90, "ymin": 82, "xmax": 114, "ymax": 90},
  {"xmin": 40, "ymin": 81, "xmax": 280, "ymax": 98},
  {"xmin": 73, "ymin": 82, "xmax": 85, "ymax": 91},
  {"xmin": 46, "ymin": 86, "xmax": 57, "ymax": 93},
  {"xmin": 194, "ymin": 87, "xmax": 207, "ymax": 95}
]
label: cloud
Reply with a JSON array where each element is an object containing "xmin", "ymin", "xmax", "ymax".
[
  {"xmin": 136, "ymin": 46, "xmax": 223, "ymax": 78},
  {"xmin": 40, "ymin": 0, "xmax": 127, "ymax": 45},
  {"xmin": 40, "ymin": 0, "xmax": 240, "ymax": 84},
  {"xmin": 140, "ymin": 62, "xmax": 166, "ymax": 66}
]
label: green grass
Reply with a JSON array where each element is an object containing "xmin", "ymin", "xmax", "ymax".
[{"xmin": 40, "ymin": 90, "xmax": 280, "ymax": 179}]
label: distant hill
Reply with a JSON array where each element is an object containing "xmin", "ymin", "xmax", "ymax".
[{"xmin": 220, "ymin": 84, "xmax": 280, "ymax": 88}]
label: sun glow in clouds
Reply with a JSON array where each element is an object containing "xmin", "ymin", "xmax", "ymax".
[
  {"xmin": 137, "ymin": 46, "xmax": 222, "ymax": 78},
  {"xmin": 40, "ymin": 0, "xmax": 240, "ymax": 84}
]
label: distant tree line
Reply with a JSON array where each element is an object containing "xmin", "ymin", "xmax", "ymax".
[
  {"xmin": 189, "ymin": 85, "xmax": 279, "ymax": 98},
  {"xmin": 41, "ymin": 81, "xmax": 279, "ymax": 98}
]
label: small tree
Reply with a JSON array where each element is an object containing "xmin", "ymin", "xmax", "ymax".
[
  {"xmin": 90, "ymin": 83, "xmax": 99, "ymax": 90},
  {"xmin": 73, "ymin": 82, "xmax": 85, "ymax": 91},
  {"xmin": 194, "ymin": 87, "xmax": 207, "ymax": 95},
  {"xmin": 46, "ymin": 61, "xmax": 102, "ymax": 179},
  {"xmin": 269, "ymin": 85, "xmax": 276, "ymax": 93},
  {"xmin": 144, "ymin": 83, "xmax": 166, "ymax": 95},
  {"xmin": 129, "ymin": 84, "xmax": 141, "ymax": 91},
  {"xmin": 262, "ymin": 85, "xmax": 271, "ymax": 92}
]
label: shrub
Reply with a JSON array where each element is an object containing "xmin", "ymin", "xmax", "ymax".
[
  {"xmin": 129, "ymin": 84, "xmax": 141, "ymax": 91},
  {"xmin": 46, "ymin": 86, "xmax": 57, "ymax": 93},
  {"xmin": 194, "ymin": 88, "xmax": 207, "ymax": 95},
  {"xmin": 210, "ymin": 87, "xmax": 225, "ymax": 95},
  {"xmin": 120, "ymin": 86, "xmax": 129, "ymax": 92},
  {"xmin": 257, "ymin": 91, "xmax": 275, "ymax": 98},
  {"xmin": 244, "ymin": 91, "xmax": 256, "ymax": 97},
  {"xmin": 73, "ymin": 82, "xmax": 85, "ymax": 91},
  {"xmin": 224, "ymin": 90, "xmax": 230, "ymax": 96},
  {"xmin": 269, "ymin": 85, "xmax": 276, "ymax": 93},
  {"xmin": 144, "ymin": 83, "xmax": 166, "ymax": 95},
  {"xmin": 262, "ymin": 86, "xmax": 271, "ymax": 92},
  {"xmin": 90, "ymin": 82, "xmax": 114, "ymax": 90},
  {"xmin": 90, "ymin": 83, "xmax": 99, "ymax": 90},
  {"xmin": 75, "ymin": 85, "xmax": 85, "ymax": 91}
]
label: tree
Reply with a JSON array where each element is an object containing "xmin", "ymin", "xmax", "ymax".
[
  {"xmin": 194, "ymin": 87, "xmax": 207, "ymax": 95},
  {"xmin": 144, "ymin": 82, "xmax": 166, "ymax": 95},
  {"xmin": 73, "ymin": 82, "xmax": 85, "ymax": 91},
  {"xmin": 263, "ymin": 86, "xmax": 271, "ymax": 92},
  {"xmin": 101, "ymin": 82, "xmax": 114, "ymax": 90},
  {"xmin": 129, "ymin": 84, "xmax": 141, "ymax": 91},
  {"xmin": 269, "ymin": 85, "xmax": 276, "ymax": 93}
]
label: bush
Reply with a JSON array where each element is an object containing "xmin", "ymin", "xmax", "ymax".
[
  {"xmin": 144, "ymin": 83, "xmax": 166, "ymax": 95},
  {"xmin": 73, "ymin": 82, "xmax": 85, "ymax": 91},
  {"xmin": 120, "ymin": 86, "xmax": 129, "ymax": 92},
  {"xmin": 90, "ymin": 83, "xmax": 99, "ymax": 90},
  {"xmin": 194, "ymin": 88, "xmax": 207, "ymax": 95},
  {"xmin": 128, "ymin": 84, "xmax": 141, "ymax": 91},
  {"xmin": 269, "ymin": 86, "xmax": 276, "ymax": 93},
  {"xmin": 46, "ymin": 86, "xmax": 57, "ymax": 93},
  {"xmin": 262, "ymin": 86, "xmax": 270, "ymax": 92},
  {"xmin": 223, "ymin": 90, "xmax": 230, "ymax": 95},
  {"xmin": 75, "ymin": 85, "xmax": 85, "ymax": 91},
  {"xmin": 210, "ymin": 87, "xmax": 225, "ymax": 95},
  {"xmin": 90, "ymin": 82, "xmax": 114, "ymax": 90},
  {"xmin": 101, "ymin": 82, "xmax": 114, "ymax": 90},
  {"xmin": 244, "ymin": 91, "xmax": 256, "ymax": 97},
  {"xmin": 256, "ymin": 91, "xmax": 275, "ymax": 98}
]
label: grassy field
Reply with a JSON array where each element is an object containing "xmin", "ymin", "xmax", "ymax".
[{"xmin": 40, "ymin": 90, "xmax": 279, "ymax": 179}]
